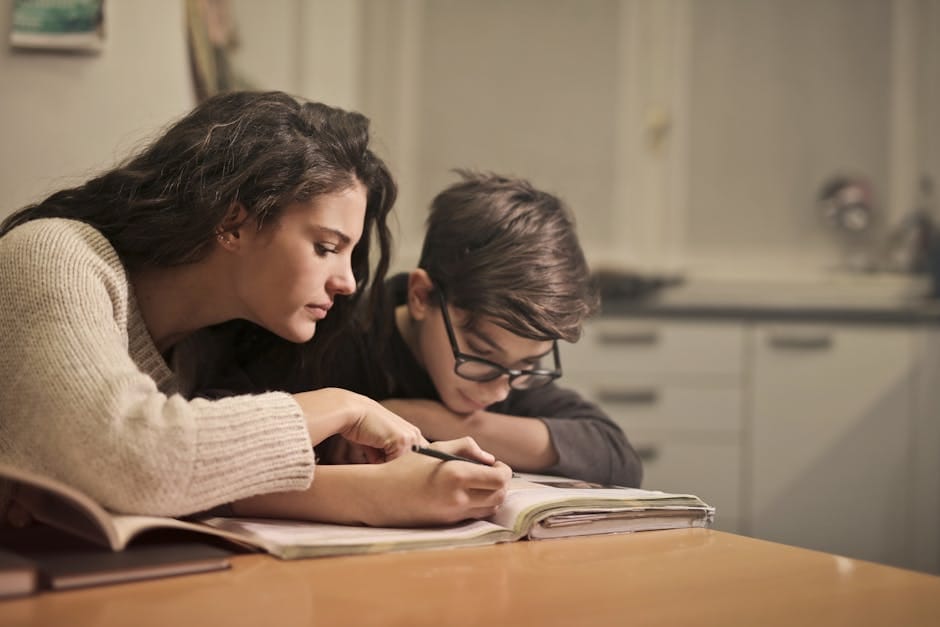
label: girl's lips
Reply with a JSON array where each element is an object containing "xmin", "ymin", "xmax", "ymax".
[{"xmin": 304, "ymin": 304, "xmax": 330, "ymax": 320}]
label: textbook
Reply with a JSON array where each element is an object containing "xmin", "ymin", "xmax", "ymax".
[
  {"xmin": 0, "ymin": 464, "xmax": 714, "ymax": 561},
  {"xmin": 0, "ymin": 524, "xmax": 233, "ymax": 592},
  {"xmin": 0, "ymin": 548, "xmax": 39, "ymax": 599}
]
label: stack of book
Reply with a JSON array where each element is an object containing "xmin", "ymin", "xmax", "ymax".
[{"xmin": 0, "ymin": 464, "xmax": 715, "ymax": 598}]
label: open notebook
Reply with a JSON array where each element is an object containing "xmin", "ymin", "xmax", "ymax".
[{"xmin": 1, "ymin": 464, "xmax": 714, "ymax": 560}]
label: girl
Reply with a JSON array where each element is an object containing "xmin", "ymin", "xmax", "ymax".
[{"xmin": 0, "ymin": 92, "xmax": 509, "ymax": 526}]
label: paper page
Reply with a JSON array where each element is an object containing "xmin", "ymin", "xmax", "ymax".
[
  {"xmin": 490, "ymin": 475, "xmax": 713, "ymax": 535},
  {"xmin": 106, "ymin": 515, "xmax": 258, "ymax": 551},
  {"xmin": 201, "ymin": 518, "xmax": 513, "ymax": 559},
  {"xmin": 528, "ymin": 512, "xmax": 713, "ymax": 540},
  {"xmin": 538, "ymin": 507, "xmax": 712, "ymax": 527}
]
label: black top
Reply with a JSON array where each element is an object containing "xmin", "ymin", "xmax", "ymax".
[
  {"xmin": 219, "ymin": 274, "xmax": 642, "ymax": 486},
  {"xmin": 290, "ymin": 274, "xmax": 643, "ymax": 487}
]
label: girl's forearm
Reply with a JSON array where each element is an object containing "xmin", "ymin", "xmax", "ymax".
[{"xmin": 231, "ymin": 464, "xmax": 378, "ymax": 524}]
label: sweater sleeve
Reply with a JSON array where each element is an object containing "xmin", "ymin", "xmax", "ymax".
[
  {"xmin": 0, "ymin": 220, "xmax": 315, "ymax": 516},
  {"xmin": 494, "ymin": 384, "xmax": 643, "ymax": 487}
]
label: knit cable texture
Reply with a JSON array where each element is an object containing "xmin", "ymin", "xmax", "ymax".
[{"xmin": 0, "ymin": 219, "xmax": 315, "ymax": 516}]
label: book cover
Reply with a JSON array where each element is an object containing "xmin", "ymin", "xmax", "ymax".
[
  {"xmin": 0, "ymin": 548, "xmax": 39, "ymax": 599},
  {"xmin": 0, "ymin": 525, "xmax": 233, "ymax": 592}
]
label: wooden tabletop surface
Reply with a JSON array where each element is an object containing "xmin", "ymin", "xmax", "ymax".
[{"xmin": 2, "ymin": 529, "xmax": 939, "ymax": 627}]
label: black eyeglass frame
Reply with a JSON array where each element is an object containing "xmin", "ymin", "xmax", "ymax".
[{"xmin": 434, "ymin": 288, "xmax": 563, "ymax": 390}]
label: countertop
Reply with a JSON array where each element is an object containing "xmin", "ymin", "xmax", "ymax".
[
  {"xmin": 7, "ymin": 530, "xmax": 940, "ymax": 627},
  {"xmin": 599, "ymin": 274, "xmax": 940, "ymax": 323}
]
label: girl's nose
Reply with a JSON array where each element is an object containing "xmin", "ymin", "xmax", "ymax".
[{"xmin": 328, "ymin": 261, "xmax": 357, "ymax": 296}]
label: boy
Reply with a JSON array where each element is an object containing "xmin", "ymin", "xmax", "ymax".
[{"xmin": 251, "ymin": 171, "xmax": 642, "ymax": 487}]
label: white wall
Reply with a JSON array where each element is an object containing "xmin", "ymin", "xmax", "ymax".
[
  {"xmin": 2, "ymin": 1, "xmax": 935, "ymax": 282},
  {"xmin": 229, "ymin": 0, "xmax": 362, "ymax": 110},
  {"xmin": 350, "ymin": 0, "xmax": 937, "ymax": 278},
  {"xmin": 0, "ymin": 0, "xmax": 193, "ymax": 219},
  {"xmin": 685, "ymin": 0, "xmax": 893, "ymax": 274}
]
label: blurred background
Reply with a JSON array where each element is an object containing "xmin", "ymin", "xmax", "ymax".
[
  {"xmin": 1, "ymin": 0, "xmax": 939, "ymax": 574},
  {"xmin": 2, "ymin": 0, "xmax": 937, "ymax": 279}
]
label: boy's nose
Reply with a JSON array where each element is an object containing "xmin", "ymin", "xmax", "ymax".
[{"xmin": 478, "ymin": 376, "xmax": 511, "ymax": 406}]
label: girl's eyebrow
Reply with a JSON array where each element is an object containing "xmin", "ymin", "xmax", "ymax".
[{"xmin": 311, "ymin": 225, "xmax": 352, "ymax": 245}]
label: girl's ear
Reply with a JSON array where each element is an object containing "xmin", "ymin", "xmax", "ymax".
[
  {"xmin": 215, "ymin": 202, "xmax": 251, "ymax": 250},
  {"xmin": 407, "ymin": 269, "xmax": 434, "ymax": 321}
]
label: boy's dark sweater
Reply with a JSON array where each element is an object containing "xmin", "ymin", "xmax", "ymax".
[{"xmin": 244, "ymin": 274, "xmax": 643, "ymax": 487}]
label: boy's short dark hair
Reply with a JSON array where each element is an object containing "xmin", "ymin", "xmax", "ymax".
[{"xmin": 418, "ymin": 170, "xmax": 599, "ymax": 342}]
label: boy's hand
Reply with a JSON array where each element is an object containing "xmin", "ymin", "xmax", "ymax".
[
  {"xmin": 320, "ymin": 438, "xmax": 378, "ymax": 464},
  {"xmin": 381, "ymin": 398, "xmax": 473, "ymax": 441}
]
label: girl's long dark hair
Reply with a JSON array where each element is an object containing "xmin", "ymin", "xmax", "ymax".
[{"xmin": 1, "ymin": 90, "xmax": 395, "ymax": 379}]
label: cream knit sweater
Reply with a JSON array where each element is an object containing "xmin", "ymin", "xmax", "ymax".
[{"xmin": 0, "ymin": 219, "xmax": 315, "ymax": 516}]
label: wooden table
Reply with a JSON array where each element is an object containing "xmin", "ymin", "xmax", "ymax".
[{"xmin": 2, "ymin": 529, "xmax": 939, "ymax": 626}]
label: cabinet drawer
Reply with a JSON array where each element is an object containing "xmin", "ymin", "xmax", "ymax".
[
  {"xmin": 565, "ymin": 375, "xmax": 743, "ymax": 433},
  {"xmin": 750, "ymin": 323, "xmax": 915, "ymax": 567},
  {"xmin": 563, "ymin": 319, "xmax": 745, "ymax": 378},
  {"xmin": 628, "ymin": 428, "xmax": 741, "ymax": 533}
]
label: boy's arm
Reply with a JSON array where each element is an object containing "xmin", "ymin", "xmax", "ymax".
[
  {"xmin": 383, "ymin": 384, "xmax": 643, "ymax": 487},
  {"xmin": 504, "ymin": 384, "xmax": 643, "ymax": 487},
  {"xmin": 381, "ymin": 398, "xmax": 559, "ymax": 471}
]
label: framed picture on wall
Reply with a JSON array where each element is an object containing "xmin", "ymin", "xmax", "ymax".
[{"xmin": 10, "ymin": 0, "xmax": 105, "ymax": 53}]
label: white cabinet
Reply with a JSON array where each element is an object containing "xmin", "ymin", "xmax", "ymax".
[
  {"xmin": 911, "ymin": 328, "xmax": 940, "ymax": 574},
  {"xmin": 749, "ymin": 323, "xmax": 915, "ymax": 569},
  {"xmin": 566, "ymin": 316, "xmax": 939, "ymax": 573},
  {"xmin": 561, "ymin": 319, "xmax": 746, "ymax": 533}
]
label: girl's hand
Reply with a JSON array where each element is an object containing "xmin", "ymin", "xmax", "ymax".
[
  {"xmin": 293, "ymin": 388, "xmax": 427, "ymax": 461},
  {"xmin": 320, "ymin": 433, "xmax": 496, "ymax": 469},
  {"xmin": 230, "ymin": 437, "xmax": 512, "ymax": 526},
  {"xmin": 429, "ymin": 436, "xmax": 497, "ymax": 466},
  {"xmin": 358, "ymin": 437, "xmax": 512, "ymax": 526}
]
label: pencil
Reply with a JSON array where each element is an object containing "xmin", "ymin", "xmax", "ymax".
[{"xmin": 411, "ymin": 445, "xmax": 492, "ymax": 466}]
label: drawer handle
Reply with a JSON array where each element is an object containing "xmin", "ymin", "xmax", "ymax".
[
  {"xmin": 596, "ymin": 388, "xmax": 660, "ymax": 405},
  {"xmin": 767, "ymin": 333, "xmax": 833, "ymax": 350},
  {"xmin": 634, "ymin": 445, "xmax": 660, "ymax": 462},
  {"xmin": 596, "ymin": 330, "xmax": 660, "ymax": 346}
]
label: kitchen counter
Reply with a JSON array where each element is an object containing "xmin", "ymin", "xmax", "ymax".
[{"xmin": 599, "ymin": 275, "xmax": 940, "ymax": 323}]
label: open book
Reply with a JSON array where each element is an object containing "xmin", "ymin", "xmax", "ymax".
[{"xmin": 1, "ymin": 464, "xmax": 714, "ymax": 560}]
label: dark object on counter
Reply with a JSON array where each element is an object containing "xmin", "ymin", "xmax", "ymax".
[
  {"xmin": 592, "ymin": 269, "xmax": 684, "ymax": 302},
  {"xmin": 927, "ymin": 236, "xmax": 940, "ymax": 299},
  {"xmin": 818, "ymin": 176, "xmax": 876, "ymax": 235},
  {"xmin": 890, "ymin": 175, "xmax": 940, "ymax": 297},
  {"xmin": 910, "ymin": 177, "xmax": 940, "ymax": 298}
]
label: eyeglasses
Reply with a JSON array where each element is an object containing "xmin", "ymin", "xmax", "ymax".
[{"xmin": 435, "ymin": 288, "xmax": 562, "ymax": 390}]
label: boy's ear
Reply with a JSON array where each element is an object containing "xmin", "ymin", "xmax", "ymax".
[
  {"xmin": 407, "ymin": 269, "xmax": 435, "ymax": 320},
  {"xmin": 215, "ymin": 202, "xmax": 251, "ymax": 251}
]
